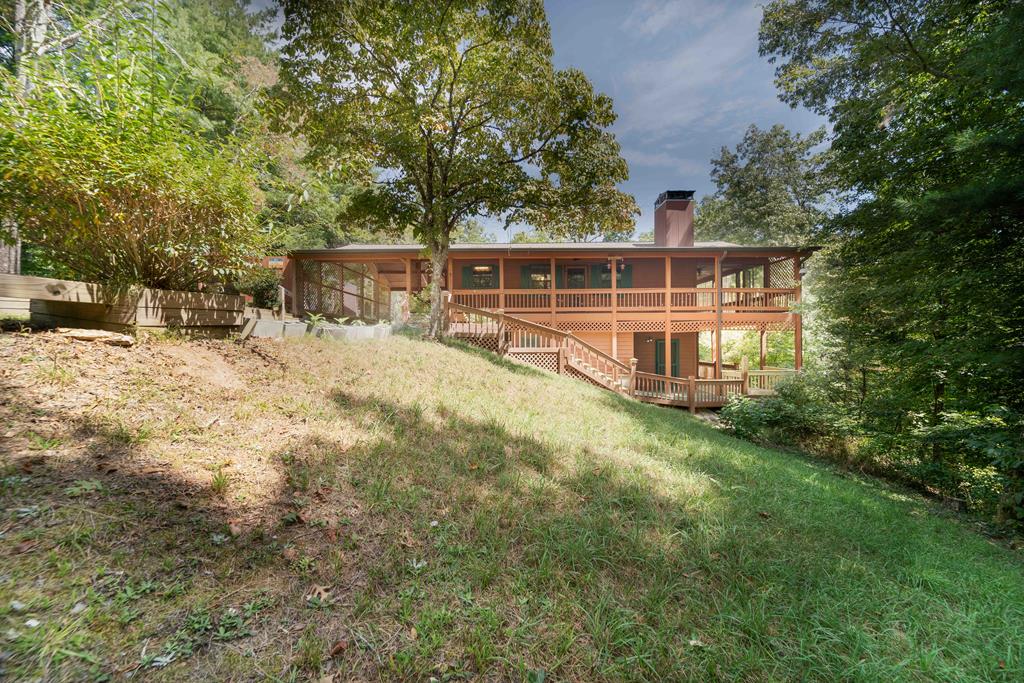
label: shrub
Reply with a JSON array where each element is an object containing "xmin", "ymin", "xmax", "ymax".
[
  {"xmin": 722, "ymin": 373, "xmax": 1024, "ymax": 524},
  {"xmin": 0, "ymin": 18, "xmax": 265, "ymax": 292},
  {"xmin": 236, "ymin": 267, "xmax": 282, "ymax": 309}
]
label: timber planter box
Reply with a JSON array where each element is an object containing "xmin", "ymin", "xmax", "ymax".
[{"xmin": 1, "ymin": 274, "xmax": 245, "ymax": 335}]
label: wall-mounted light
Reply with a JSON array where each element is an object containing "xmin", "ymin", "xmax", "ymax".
[{"xmin": 472, "ymin": 265, "xmax": 493, "ymax": 273}]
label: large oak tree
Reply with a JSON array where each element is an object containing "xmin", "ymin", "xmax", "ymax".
[{"xmin": 275, "ymin": 0, "xmax": 637, "ymax": 337}]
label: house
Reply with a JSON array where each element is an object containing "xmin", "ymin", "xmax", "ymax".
[{"xmin": 284, "ymin": 191, "xmax": 813, "ymax": 406}]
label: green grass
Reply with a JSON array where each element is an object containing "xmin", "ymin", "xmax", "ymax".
[{"xmin": 1, "ymin": 331, "xmax": 1021, "ymax": 681}]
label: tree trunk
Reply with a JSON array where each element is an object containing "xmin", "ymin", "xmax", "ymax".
[{"xmin": 426, "ymin": 241, "xmax": 448, "ymax": 339}]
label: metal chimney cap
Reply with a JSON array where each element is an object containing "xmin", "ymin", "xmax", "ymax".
[{"xmin": 655, "ymin": 190, "xmax": 695, "ymax": 207}]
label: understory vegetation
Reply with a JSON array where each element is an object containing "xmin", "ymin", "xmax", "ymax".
[
  {"xmin": 1, "ymin": 330, "xmax": 1021, "ymax": 681},
  {"xmin": 700, "ymin": 0, "xmax": 1024, "ymax": 527}
]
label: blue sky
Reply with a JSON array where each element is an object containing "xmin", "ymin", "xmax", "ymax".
[{"xmin": 532, "ymin": 0, "xmax": 823, "ymax": 239}]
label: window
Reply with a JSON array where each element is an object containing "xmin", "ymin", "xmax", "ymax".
[
  {"xmin": 461, "ymin": 264, "xmax": 497, "ymax": 289},
  {"xmin": 566, "ymin": 266, "xmax": 586, "ymax": 289},
  {"xmin": 520, "ymin": 264, "xmax": 551, "ymax": 289},
  {"xmin": 528, "ymin": 264, "xmax": 551, "ymax": 289},
  {"xmin": 471, "ymin": 265, "xmax": 495, "ymax": 289},
  {"xmin": 591, "ymin": 262, "xmax": 632, "ymax": 288}
]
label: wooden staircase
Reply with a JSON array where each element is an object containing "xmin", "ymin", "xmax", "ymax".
[{"xmin": 446, "ymin": 300, "xmax": 777, "ymax": 411}]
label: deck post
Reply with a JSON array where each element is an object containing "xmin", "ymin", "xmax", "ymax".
[
  {"xmin": 741, "ymin": 369, "xmax": 749, "ymax": 396},
  {"xmin": 290, "ymin": 259, "xmax": 301, "ymax": 316},
  {"xmin": 759, "ymin": 329, "xmax": 767, "ymax": 370},
  {"xmin": 793, "ymin": 256, "xmax": 803, "ymax": 371},
  {"xmin": 688, "ymin": 375, "xmax": 696, "ymax": 413},
  {"xmin": 610, "ymin": 256, "xmax": 619, "ymax": 359},
  {"xmin": 628, "ymin": 358, "xmax": 637, "ymax": 397},
  {"xmin": 557, "ymin": 345, "xmax": 566, "ymax": 375},
  {"xmin": 498, "ymin": 256, "xmax": 505, "ymax": 310},
  {"xmin": 496, "ymin": 309, "xmax": 506, "ymax": 356},
  {"xmin": 403, "ymin": 258, "xmax": 413, "ymax": 322},
  {"xmin": 714, "ymin": 254, "xmax": 722, "ymax": 378},
  {"xmin": 549, "ymin": 257, "xmax": 557, "ymax": 326}
]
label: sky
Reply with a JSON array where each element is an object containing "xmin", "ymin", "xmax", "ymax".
[
  {"xmin": 256, "ymin": 0, "xmax": 824, "ymax": 240},
  {"xmin": 535, "ymin": 0, "xmax": 823, "ymax": 239}
]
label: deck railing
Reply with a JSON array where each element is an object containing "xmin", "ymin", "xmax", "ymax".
[
  {"xmin": 450, "ymin": 286, "xmax": 796, "ymax": 314},
  {"xmin": 747, "ymin": 369, "xmax": 795, "ymax": 392},
  {"xmin": 720, "ymin": 288, "xmax": 796, "ymax": 311},
  {"xmin": 446, "ymin": 299, "xmax": 794, "ymax": 410}
]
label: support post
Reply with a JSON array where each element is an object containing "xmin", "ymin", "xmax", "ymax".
[
  {"xmin": 688, "ymin": 375, "xmax": 696, "ymax": 414},
  {"xmin": 759, "ymin": 329, "xmax": 767, "ymax": 370},
  {"xmin": 794, "ymin": 255, "xmax": 803, "ymax": 371},
  {"xmin": 714, "ymin": 254, "xmax": 724, "ymax": 378},
  {"xmin": 403, "ymin": 258, "xmax": 413, "ymax": 322},
  {"xmin": 496, "ymin": 309, "xmax": 506, "ymax": 356},
  {"xmin": 610, "ymin": 255, "xmax": 619, "ymax": 359},
  {"xmin": 628, "ymin": 358, "xmax": 638, "ymax": 397},
  {"xmin": 550, "ymin": 256, "xmax": 556, "ymax": 326},
  {"xmin": 291, "ymin": 259, "xmax": 302, "ymax": 316},
  {"xmin": 557, "ymin": 345, "xmax": 566, "ymax": 375},
  {"xmin": 499, "ymin": 256, "xmax": 505, "ymax": 310}
]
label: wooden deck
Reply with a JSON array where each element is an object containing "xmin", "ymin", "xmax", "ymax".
[{"xmin": 447, "ymin": 301, "xmax": 793, "ymax": 411}]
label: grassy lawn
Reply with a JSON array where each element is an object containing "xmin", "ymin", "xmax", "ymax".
[{"xmin": 1, "ymin": 330, "xmax": 1021, "ymax": 681}]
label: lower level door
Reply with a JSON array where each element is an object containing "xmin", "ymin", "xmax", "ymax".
[{"xmin": 654, "ymin": 339, "xmax": 680, "ymax": 376}]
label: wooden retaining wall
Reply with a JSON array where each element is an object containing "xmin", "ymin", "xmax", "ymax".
[
  {"xmin": 0, "ymin": 274, "xmax": 245, "ymax": 334},
  {"xmin": 0, "ymin": 296, "xmax": 30, "ymax": 316}
]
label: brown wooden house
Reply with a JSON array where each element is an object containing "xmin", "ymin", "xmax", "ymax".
[{"xmin": 285, "ymin": 191, "xmax": 813, "ymax": 385}]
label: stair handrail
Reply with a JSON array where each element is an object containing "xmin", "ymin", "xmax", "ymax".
[{"xmin": 448, "ymin": 301, "xmax": 630, "ymax": 380}]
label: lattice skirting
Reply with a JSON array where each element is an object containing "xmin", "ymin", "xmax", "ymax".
[
  {"xmin": 565, "ymin": 366, "xmax": 605, "ymax": 388},
  {"xmin": 451, "ymin": 333, "xmax": 499, "ymax": 352},
  {"xmin": 617, "ymin": 320, "xmax": 663, "ymax": 332},
  {"xmin": 555, "ymin": 320, "xmax": 612, "ymax": 331},
  {"xmin": 721, "ymin": 319, "xmax": 797, "ymax": 332},
  {"xmin": 509, "ymin": 351, "xmax": 559, "ymax": 373},
  {"xmin": 671, "ymin": 321, "xmax": 716, "ymax": 333}
]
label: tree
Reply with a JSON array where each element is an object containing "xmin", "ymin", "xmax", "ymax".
[
  {"xmin": 0, "ymin": 4, "xmax": 265, "ymax": 290},
  {"xmin": 275, "ymin": 0, "xmax": 637, "ymax": 337},
  {"xmin": 761, "ymin": 0, "xmax": 1024, "ymax": 519},
  {"xmin": 695, "ymin": 123, "xmax": 831, "ymax": 246},
  {"xmin": 453, "ymin": 219, "xmax": 495, "ymax": 244}
]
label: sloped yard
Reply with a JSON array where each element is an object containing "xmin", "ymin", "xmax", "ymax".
[{"xmin": 0, "ymin": 329, "xmax": 1021, "ymax": 681}]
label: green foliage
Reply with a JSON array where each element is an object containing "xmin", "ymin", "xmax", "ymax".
[
  {"xmin": 0, "ymin": 7, "xmax": 265, "ymax": 291},
  {"xmin": 452, "ymin": 219, "xmax": 495, "ymax": 244},
  {"xmin": 235, "ymin": 267, "xmax": 281, "ymax": 309},
  {"xmin": 695, "ymin": 124, "xmax": 831, "ymax": 246},
  {"xmin": 721, "ymin": 373, "xmax": 846, "ymax": 445},
  {"xmin": 758, "ymin": 0, "xmax": 1024, "ymax": 522},
  {"xmin": 275, "ymin": 0, "xmax": 638, "ymax": 335},
  {"xmin": 720, "ymin": 330, "xmax": 794, "ymax": 368}
]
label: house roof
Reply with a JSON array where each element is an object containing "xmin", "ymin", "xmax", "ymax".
[{"xmin": 290, "ymin": 241, "xmax": 816, "ymax": 257}]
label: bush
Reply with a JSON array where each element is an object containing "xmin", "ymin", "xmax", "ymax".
[
  {"xmin": 721, "ymin": 372, "xmax": 845, "ymax": 447},
  {"xmin": 721, "ymin": 373, "xmax": 1024, "ymax": 525},
  {"xmin": 236, "ymin": 267, "xmax": 282, "ymax": 309},
  {"xmin": 0, "ymin": 19, "xmax": 265, "ymax": 292}
]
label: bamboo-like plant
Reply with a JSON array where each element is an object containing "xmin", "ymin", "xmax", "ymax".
[{"xmin": 0, "ymin": 5, "xmax": 266, "ymax": 292}]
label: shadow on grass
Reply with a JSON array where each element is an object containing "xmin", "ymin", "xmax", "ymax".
[
  {"xmin": 3, "ymin": 335, "xmax": 1021, "ymax": 682},
  {"xmin": 439, "ymin": 337, "xmax": 549, "ymax": 377},
  {"xmin": 0, "ymin": 390, "xmax": 360, "ymax": 681}
]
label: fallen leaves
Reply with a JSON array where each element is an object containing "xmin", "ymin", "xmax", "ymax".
[
  {"xmin": 328, "ymin": 638, "xmax": 349, "ymax": 657},
  {"xmin": 14, "ymin": 539, "xmax": 39, "ymax": 554}
]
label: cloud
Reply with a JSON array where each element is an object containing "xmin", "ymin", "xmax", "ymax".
[
  {"xmin": 616, "ymin": 2, "xmax": 765, "ymax": 139},
  {"xmin": 621, "ymin": 149, "xmax": 706, "ymax": 174},
  {"xmin": 624, "ymin": 1, "xmax": 729, "ymax": 37}
]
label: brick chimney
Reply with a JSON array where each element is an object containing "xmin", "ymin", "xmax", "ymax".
[{"xmin": 653, "ymin": 190, "xmax": 695, "ymax": 247}]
